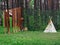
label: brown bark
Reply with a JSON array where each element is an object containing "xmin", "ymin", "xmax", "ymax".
[
  {"xmin": 48, "ymin": 0, "xmax": 52, "ymax": 10},
  {"xmin": 4, "ymin": 9, "xmax": 10, "ymax": 33},
  {"xmin": 17, "ymin": 7, "xmax": 24, "ymax": 30},
  {"xmin": 12, "ymin": 8, "xmax": 18, "ymax": 32}
]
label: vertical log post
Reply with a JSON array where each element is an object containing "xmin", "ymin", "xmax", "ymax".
[
  {"xmin": 12, "ymin": 0, "xmax": 18, "ymax": 32},
  {"xmin": 4, "ymin": 9, "xmax": 10, "ymax": 34},
  {"xmin": 4, "ymin": 0, "xmax": 10, "ymax": 34},
  {"xmin": 12, "ymin": 8, "xmax": 17, "ymax": 32},
  {"xmin": 17, "ymin": 7, "xmax": 23, "ymax": 31},
  {"xmin": 12, "ymin": 0, "xmax": 24, "ymax": 32},
  {"xmin": 17, "ymin": 8, "xmax": 21, "ymax": 31}
]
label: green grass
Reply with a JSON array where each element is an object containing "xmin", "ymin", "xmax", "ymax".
[{"xmin": 0, "ymin": 31, "xmax": 60, "ymax": 45}]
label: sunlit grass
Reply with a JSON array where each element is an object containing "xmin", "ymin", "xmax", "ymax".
[{"xmin": 0, "ymin": 31, "xmax": 60, "ymax": 45}]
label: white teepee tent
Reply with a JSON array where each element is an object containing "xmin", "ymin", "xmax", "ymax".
[{"xmin": 44, "ymin": 18, "xmax": 57, "ymax": 33}]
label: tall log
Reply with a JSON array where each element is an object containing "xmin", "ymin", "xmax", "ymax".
[
  {"xmin": 4, "ymin": 9, "xmax": 10, "ymax": 33},
  {"xmin": 4, "ymin": 0, "xmax": 10, "ymax": 34},
  {"xmin": 17, "ymin": 7, "xmax": 23, "ymax": 30},
  {"xmin": 12, "ymin": 8, "xmax": 18, "ymax": 32}
]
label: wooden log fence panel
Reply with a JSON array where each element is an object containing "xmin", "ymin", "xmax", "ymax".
[
  {"xmin": 4, "ymin": 9, "xmax": 10, "ymax": 33},
  {"xmin": 17, "ymin": 7, "xmax": 23, "ymax": 30},
  {"xmin": 12, "ymin": 8, "xmax": 18, "ymax": 32}
]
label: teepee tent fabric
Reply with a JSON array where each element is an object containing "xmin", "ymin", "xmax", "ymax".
[{"xmin": 44, "ymin": 19, "xmax": 57, "ymax": 33}]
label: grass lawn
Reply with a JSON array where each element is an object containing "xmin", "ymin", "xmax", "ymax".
[{"xmin": 0, "ymin": 31, "xmax": 60, "ymax": 45}]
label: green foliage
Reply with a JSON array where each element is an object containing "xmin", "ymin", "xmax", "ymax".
[
  {"xmin": 0, "ymin": 10, "xmax": 3, "ymax": 26},
  {"xmin": 29, "ymin": 0, "xmax": 34, "ymax": 8},
  {"xmin": 0, "ymin": 26, "xmax": 4, "ymax": 33},
  {"xmin": 0, "ymin": 31, "xmax": 60, "ymax": 45},
  {"xmin": 0, "ymin": 0, "xmax": 2, "ymax": 2}
]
